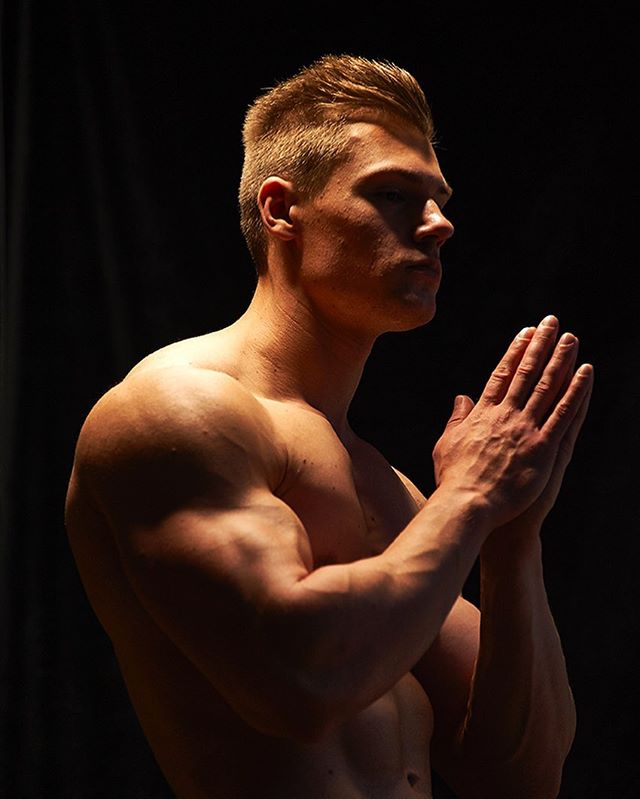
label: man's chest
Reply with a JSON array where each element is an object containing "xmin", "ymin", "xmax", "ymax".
[{"xmin": 263, "ymin": 402, "xmax": 422, "ymax": 568}]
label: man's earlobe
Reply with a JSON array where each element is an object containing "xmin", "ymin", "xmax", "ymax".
[{"xmin": 258, "ymin": 177, "xmax": 297, "ymax": 241}]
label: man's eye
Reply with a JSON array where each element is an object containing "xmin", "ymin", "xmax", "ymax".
[{"xmin": 380, "ymin": 189, "xmax": 405, "ymax": 203}]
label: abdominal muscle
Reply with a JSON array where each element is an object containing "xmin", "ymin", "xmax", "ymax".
[
  {"xmin": 336, "ymin": 672, "xmax": 435, "ymax": 797},
  {"xmin": 115, "ymin": 625, "xmax": 434, "ymax": 799}
]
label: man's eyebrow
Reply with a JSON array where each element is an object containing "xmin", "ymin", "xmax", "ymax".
[{"xmin": 361, "ymin": 167, "xmax": 454, "ymax": 203}]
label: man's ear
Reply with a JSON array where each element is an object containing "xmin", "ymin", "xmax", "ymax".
[{"xmin": 257, "ymin": 177, "xmax": 298, "ymax": 241}]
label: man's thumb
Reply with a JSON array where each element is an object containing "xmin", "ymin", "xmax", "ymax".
[{"xmin": 447, "ymin": 394, "xmax": 474, "ymax": 426}]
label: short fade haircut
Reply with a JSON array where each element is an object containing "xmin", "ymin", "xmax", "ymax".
[{"xmin": 239, "ymin": 54, "xmax": 436, "ymax": 271}]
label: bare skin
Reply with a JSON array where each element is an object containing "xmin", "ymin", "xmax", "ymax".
[{"xmin": 65, "ymin": 120, "xmax": 593, "ymax": 798}]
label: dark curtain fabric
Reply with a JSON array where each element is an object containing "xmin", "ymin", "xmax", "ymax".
[{"xmin": 2, "ymin": 2, "xmax": 637, "ymax": 796}]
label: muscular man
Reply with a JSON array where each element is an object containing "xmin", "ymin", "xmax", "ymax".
[{"xmin": 65, "ymin": 55, "xmax": 593, "ymax": 798}]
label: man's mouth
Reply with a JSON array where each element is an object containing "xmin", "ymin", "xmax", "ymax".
[{"xmin": 405, "ymin": 259, "xmax": 441, "ymax": 279}]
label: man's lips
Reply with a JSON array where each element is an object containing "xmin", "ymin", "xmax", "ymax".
[{"xmin": 404, "ymin": 258, "xmax": 441, "ymax": 280}]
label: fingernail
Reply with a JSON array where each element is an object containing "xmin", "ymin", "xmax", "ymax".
[
  {"xmin": 577, "ymin": 363, "xmax": 593, "ymax": 376},
  {"xmin": 541, "ymin": 315, "xmax": 558, "ymax": 327},
  {"xmin": 517, "ymin": 326, "xmax": 534, "ymax": 338},
  {"xmin": 560, "ymin": 332, "xmax": 577, "ymax": 346}
]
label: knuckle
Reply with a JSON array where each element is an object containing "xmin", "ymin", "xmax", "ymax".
[
  {"xmin": 496, "ymin": 405, "xmax": 515, "ymax": 425},
  {"xmin": 516, "ymin": 362, "xmax": 535, "ymax": 380},
  {"xmin": 497, "ymin": 408, "xmax": 531, "ymax": 440},
  {"xmin": 533, "ymin": 377, "xmax": 553, "ymax": 395},
  {"xmin": 510, "ymin": 419, "xmax": 532, "ymax": 442},
  {"xmin": 554, "ymin": 399, "xmax": 571, "ymax": 418},
  {"xmin": 492, "ymin": 362, "xmax": 512, "ymax": 380}
]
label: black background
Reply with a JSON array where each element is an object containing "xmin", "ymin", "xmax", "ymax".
[{"xmin": 2, "ymin": 2, "xmax": 638, "ymax": 796}]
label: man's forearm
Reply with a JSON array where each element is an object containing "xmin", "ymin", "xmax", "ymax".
[
  {"xmin": 457, "ymin": 528, "xmax": 576, "ymax": 797},
  {"xmin": 271, "ymin": 486, "xmax": 491, "ymax": 729}
]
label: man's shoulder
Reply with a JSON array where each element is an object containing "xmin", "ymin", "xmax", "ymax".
[
  {"xmin": 80, "ymin": 363, "xmax": 267, "ymax": 442},
  {"xmin": 73, "ymin": 364, "xmax": 284, "ymax": 498}
]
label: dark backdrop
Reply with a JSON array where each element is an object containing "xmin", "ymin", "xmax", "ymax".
[{"xmin": 2, "ymin": 2, "xmax": 638, "ymax": 796}]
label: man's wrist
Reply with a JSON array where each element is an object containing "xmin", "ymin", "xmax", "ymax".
[
  {"xmin": 481, "ymin": 525, "xmax": 544, "ymax": 576},
  {"xmin": 427, "ymin": 482, "xmax": 496, "ymax": 543}
]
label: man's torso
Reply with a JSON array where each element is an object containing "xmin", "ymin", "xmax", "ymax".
[{"xmin": 66, "ymin": 331, "xmax": 436, "ymax": 798}]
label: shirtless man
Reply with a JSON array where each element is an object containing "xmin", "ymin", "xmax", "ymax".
[{"xmin": 64, "ymin": 55, "xmax": 593, "ymax": 798}]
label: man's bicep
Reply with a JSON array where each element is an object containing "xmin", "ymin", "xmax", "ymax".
[
  {"xmin": 119, "ymin": 495, "xmax": 313, "ymax": 652},
  {"xmin": 117, "ymin": 492, "xmax": 318, "ymax": 737}
]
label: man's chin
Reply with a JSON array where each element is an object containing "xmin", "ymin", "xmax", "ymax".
[{"xmin": 385, "ymin": 300, "xmax": 436, "ymax": 333}]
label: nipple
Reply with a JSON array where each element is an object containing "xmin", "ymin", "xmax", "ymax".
[{"xmin": 407, "ymin": 771, "xmax": 420, "ymax": 788}]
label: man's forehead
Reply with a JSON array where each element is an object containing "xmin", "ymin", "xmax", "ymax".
[
  {"xmin": 346, "ymin": 119, "xmax": 432, "ymax": 150},
  {"xmin": 343, "ymin": 120, "xmax": 449, "ymax": 188}
]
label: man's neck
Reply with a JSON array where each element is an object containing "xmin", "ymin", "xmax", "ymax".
[{"xmin": 229, "ymin": 278, "xmax": 376, "ymax": 437}]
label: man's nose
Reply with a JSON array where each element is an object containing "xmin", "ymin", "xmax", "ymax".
[{"xmin": 414, "ymin": 199, "xmax": 454, "ymax": 247}]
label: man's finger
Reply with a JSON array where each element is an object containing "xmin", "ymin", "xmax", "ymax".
[
  {"xmin": 505, "ymin": 315, "xmax": 560, "ymax": 408},
  {"xmin": 543, "ymin": 363, "xmax": 594, "ymax": 443},
  {"xmin": 445, "ymin": 394, "xmax": 475, "ymax": 427},
  {"xmin": 525, "ymin": 332, "xmax": 579, "ymax": 425},
  {"xmin": 553, "ymin": 371, "xmax": 594, "ymax": 470},
  {"xmin": 479, "ymin": 326, "xmax": 535, "ymax": 405}
]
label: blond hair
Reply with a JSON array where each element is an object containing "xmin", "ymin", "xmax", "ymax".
[{"xmin": 239, "ymin": 54, "xmax": 436, "ymax": 271}]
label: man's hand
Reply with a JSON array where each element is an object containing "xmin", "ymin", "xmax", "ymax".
[
  {"xmin": 493, "ymin": 348, "xmax": 592, "ymax": 540},
  {"xmin": 432, "ymin": 316, "xmax": 594, "ymax": 531}
]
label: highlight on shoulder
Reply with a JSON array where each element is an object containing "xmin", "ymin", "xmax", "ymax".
[{"xmin": 70, "ymin": 364, "xmax": 287, "ymax": 527}]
